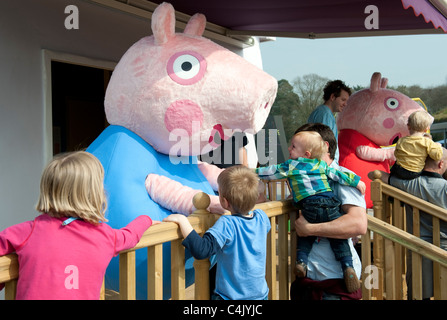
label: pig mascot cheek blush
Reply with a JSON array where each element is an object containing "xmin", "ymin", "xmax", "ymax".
[
  {"xmin": 337, "ymin": 72, "xmax": 424, "ymax": 208},
  {"xmin": 87, "ymin": 2, "xmax": 277, "ymax": 299}
]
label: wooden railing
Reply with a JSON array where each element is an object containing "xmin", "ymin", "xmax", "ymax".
[
  {"xmin": 0, "ymin": 191, "xmax": 296, "ymax": 300},
  {"xmin": 0, "ymin": 254, "xmax": 18, "ymax": 300},
  {"xmin": 263, "ymin": 178, "xmax": 291, "ymax": 201},
  {"xmin": 116, "ymin": 192, "xmax": 296, "ymax": 300},
  {"xmin": 363, "ymin": 170, "xmax": 447, "ymax": 300},
  {"xmin": 4, "ymin": 174, "xmax": 447, "ymax": 300}
]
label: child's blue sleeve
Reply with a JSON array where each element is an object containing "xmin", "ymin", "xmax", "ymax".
[{"xmin": 182, "ymin": 230, "xmax": 220, "ymax": 260}]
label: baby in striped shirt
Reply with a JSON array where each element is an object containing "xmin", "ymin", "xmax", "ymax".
[{"xmin": 255, "ymin": 131, "xmax": 365, "ymax": 293}]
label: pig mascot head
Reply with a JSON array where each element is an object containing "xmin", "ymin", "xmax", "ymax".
[
  {"xmin": 87, "ymin": 2, "xmax": 277, "ymax": 299},
  {"xmin": 337, "ymin": 72, "xmax": 424, "ymax": 208},
  {"xmin": 105, "ymin": 3, "xmax": 276, "ymax": 156}
]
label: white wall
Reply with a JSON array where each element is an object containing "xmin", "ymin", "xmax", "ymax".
[
  {"xmin": 0, "ymin": 0, "xmax": 267, "ymax": 229},
  {"xmin": 0, "ymin": 0, "xmax": 268, "ymax": 300},
  {"xmin": 0, "ymin": 0, "xmax": 152, "ymax": 232}
]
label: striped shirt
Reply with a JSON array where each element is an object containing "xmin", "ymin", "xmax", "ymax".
[{"xmin": 255, "ymin": 158, "xmax": 360, "ymax": 203}]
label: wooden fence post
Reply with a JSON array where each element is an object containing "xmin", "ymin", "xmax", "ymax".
[
  {"xmin": 371, "ymin": 170, "xmax": 384, "ymax": 299},
  {"xmin": 119, "ymin": 251, "xmax": 136, "ymax": 300},
  {"xmin": 191, "ymin": 192, "xmax": 212, "ymax": 300},
  {"xmin": 147, "ymin": 244, "xmax": 163, "ymax": 300}
]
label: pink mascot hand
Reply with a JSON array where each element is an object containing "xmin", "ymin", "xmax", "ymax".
[
  {"xmin": 356, "ymin": 145, "xmax": 396, "ymax": 163},
  {"xmin": 145, "ymin": 173, "xmax": 225, "ymax": 215},
  {"xmin": 207, "ymin": 194, "xmax": 228, "ymax": 215},
  {"xmin": 197, "ymin": 161, "xmax": 224, "ymax": 192}
]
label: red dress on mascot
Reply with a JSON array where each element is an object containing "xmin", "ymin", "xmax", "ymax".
[{"xmin": 338, "ymin": 129, "xmax": 391, "ymax": 209}]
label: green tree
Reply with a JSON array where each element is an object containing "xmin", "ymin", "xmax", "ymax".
[
  {"xmin": 269, "ymin": 79, "xmax": 300, "ymax": 142},
  {"xmin": 292, "ymin": 73, "xmax": 329, "ymax": 130},
  {"xmin": 390, "ymin": 84, "xmax": 447, "ymax": 116}
]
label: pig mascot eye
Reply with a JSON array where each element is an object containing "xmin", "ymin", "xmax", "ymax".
[
  {"xmin": 385, "ymin": 97, "xmax": 400, "ymax": 111},
  {"xmin": 167, "ymin": 51, "xmax": 206, "ymax": 85}
]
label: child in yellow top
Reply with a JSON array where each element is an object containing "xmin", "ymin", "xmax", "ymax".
[{"xmin": 392, "ymin": 110, "xmax": 443, "ymax": 180}]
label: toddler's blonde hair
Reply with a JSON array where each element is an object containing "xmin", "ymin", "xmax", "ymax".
[
  {"xmin": 293, "ymin": 131, "xmax": 327, "ymax": 159},
  {"xmin": 408, "ymin": 110, "xmax": 433, "ymax": 132},
  {"xmin": 36, "ymin": 151, "xmax": 108, "ymax": 224},
  {"xmin": 217, "ymin": 165, "xmax": 259, "ymax": 215}
]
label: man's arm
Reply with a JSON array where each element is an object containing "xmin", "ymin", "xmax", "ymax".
[
  {"xmin": 295, "ymin": 162, "xmax": 368, "ymax": 239},
  {"xmin": 294, "ymin": 204, "xmax": 367, "ymax": 239}
]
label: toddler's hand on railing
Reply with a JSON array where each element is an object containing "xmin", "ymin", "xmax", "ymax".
[
  {"xmin": 163, "ymin": 214, "xmax": 193, "ymax": 238},
  {"xmin": 163, "ymin": 214, "xmax": 184, "ymax": 224}
]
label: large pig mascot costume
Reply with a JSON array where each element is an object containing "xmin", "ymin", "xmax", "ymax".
[
  {"xmin": 337, "ymin": 72, "xmax": 424, "ymax": 208},
  {"xmin": 87, "ymin": 2, "xmax": 277, "ymax": 299}
]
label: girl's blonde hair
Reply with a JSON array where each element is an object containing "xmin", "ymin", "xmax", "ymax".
[
  {"xmin": 408, "ymin": 110, "xmax": 433, "ymax": 132},
  {"xmin": 36, "ymin": 151, "xmax": 108, "ymax": 224},
  {"xmin": 217, "ymin": 165, "xmax": 259, "ymax": 215},
  {"xmin": 293, "ymin": 131, "xmax": 327, "ymax": 159}
]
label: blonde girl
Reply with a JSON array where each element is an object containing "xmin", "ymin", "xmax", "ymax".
[{"xmin": 0, "ymin": 151, "xmax": 156, "ymax": 299}]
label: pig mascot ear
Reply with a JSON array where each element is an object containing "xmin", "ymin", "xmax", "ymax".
[
  {"xmin": 370, "ymin": 72, "xmax": 381, "ymax": 92},
  {"xmin": 184, "ymin": 13, "xmax": 206, "ymax": 36},
  {"xmin": 369, "ymin": 71, "xmax": 389, "ymax": 92},
  {"xmin": 152, "ymin": 2, "xmax": 176, "ymax": 45}
]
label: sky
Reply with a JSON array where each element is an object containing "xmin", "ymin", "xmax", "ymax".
[{"xmin": 260, "ymin": 33, "xmax": 447, "ymax": 88}]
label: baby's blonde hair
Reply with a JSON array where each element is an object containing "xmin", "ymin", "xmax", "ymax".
[
  {"xmin": 293, "ymin": 131, "xmax": 327, "ymax": 159},
  {"xmin": 217, "ymin": 165, "xmax": 259, "ymax": 215},
  {"xmin": 36, "ymin": 151, "xmax": 108, "ymax": 224},
  {"xmin": 408, "ymin": 110, "xmax": 433, "ymax": 132}
]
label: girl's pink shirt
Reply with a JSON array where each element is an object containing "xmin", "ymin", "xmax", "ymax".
[{"xmin": 0, "ymin": 214, "xmax": 152, "ymax": 299}]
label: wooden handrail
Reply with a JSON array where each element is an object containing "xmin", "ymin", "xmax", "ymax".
[
  {"xmin": 121, "ymin": 198, "xmax": 294, "ymax": 253},
  {"xmin": 0, "ymin": 194, "xmax": 295, "ymax": 300},
  {"xmin": 365, "ymin": 170, "xmax": 447, "ymax": 300},
  {"xmin": 0, "ymin": 254, "xmax": 18, "ymax": 284},
  {"xmin": 377, "ymin": 180, "xmax": 447, "ymax": 222},
  {"xmin": 118, "ymin": 197, "xmax": 296, "ymax": 300},
  {"xmin": 4, "ymin": 172, "xmax": 447, "ymax": 300},
  {"xmin": 367, "ymin": 215, "xmax": 447, "ymax": 267}
]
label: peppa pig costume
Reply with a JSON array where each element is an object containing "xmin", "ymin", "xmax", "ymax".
[
  {"xmin": 337, "ymin": 72, "xmax": 424, "ymax": 208},
  {"xmin": 87, "ymin": 2, "xmax": 277, "ymax": 299}
]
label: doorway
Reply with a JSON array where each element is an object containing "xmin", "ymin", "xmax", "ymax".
[{"xmin": 51, "ymin": 61, "xmax": 112, "ymax": 154}]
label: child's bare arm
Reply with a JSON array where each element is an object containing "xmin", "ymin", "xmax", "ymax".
[{"xmin": 163, "ymin": 214, "xmax": 194, "ymax": 238}]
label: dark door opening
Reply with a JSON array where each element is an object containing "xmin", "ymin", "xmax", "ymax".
[{"xmin": 51, "ymin": 61, "xmax": 112, "ymax": 154}]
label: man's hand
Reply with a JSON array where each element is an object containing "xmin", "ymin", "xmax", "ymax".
[{"xmin": 294, "ymin": 211, "xmax": 311, "ymax": 237}]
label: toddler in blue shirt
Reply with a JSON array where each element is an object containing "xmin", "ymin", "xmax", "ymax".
[{"xmin": 163, "ymin": 165, "xmax": 271, "ymax": 300}]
